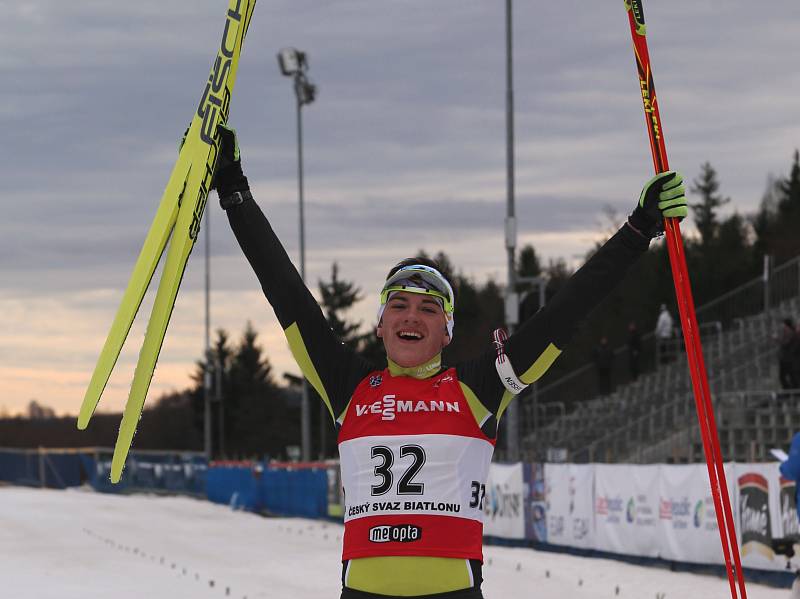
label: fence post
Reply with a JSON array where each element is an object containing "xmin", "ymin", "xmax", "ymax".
[{"xmin": 38, "ymin": 447, "xmax": 45, "ymax": 488}]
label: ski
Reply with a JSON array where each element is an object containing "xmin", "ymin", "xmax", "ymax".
[
  {"xmin": 77, "ymin": 154, "xmax": 191, "ymax": 430},
  {"xmin": 77, "ymin": 0, "xmax": 257, "ymax": 484}
]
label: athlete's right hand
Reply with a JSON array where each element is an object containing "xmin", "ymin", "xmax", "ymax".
[
  {"xmin": 178, "ymin": 123, "xmax": 245, "ymax": 191},
  {"xmin": 213, "ymin": 124, "xmax": 241, "ymax": 188},
  {"xmin": 213, "ymin": 123, "xmax": 249, "ymax": 204}
]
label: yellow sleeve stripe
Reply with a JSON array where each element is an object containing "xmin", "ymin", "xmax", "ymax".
[
  {"xmin": 497, "ymin": 343, "xmax": 562, "ymax": 422},
  {"xmin": 284, "ymin": 322, "xmax": 335, "ymax": 421},
  {"xmin": 459, "ymin": 382, "xmax": 491, "ymax": 427},
  {"xmin": 520, "ymin": 343, "xmax": 562, "ymax": 384}
]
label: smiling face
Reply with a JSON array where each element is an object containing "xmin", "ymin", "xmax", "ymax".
[{"xmin": 376, "ymin": 291, "xmax": 451, "ymax": 367}]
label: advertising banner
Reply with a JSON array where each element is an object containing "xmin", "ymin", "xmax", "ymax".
[
  {"xmin": 523, "ymin": 462, "xmax": 548, "ymax": 542},
  {"xmin": 657, "ymin": 463, "xmax": 735, "ymax": 564},
  {"xmin": 484, "ymin": 462, "xmax": 525, "ymax": 539},
  {"xmin": 544, "ymin": 463, "xmax": 594, "ymax": 549},
  {"xmin": 594, "ymin": 464, "xmax": 660, "ymax": 557},
  {"xmin": 733, "ymin": 462, "xmax": 785, "ymax": 571},
  {"xmin": 779, "ymin": 475, "xmax": 799, "ymax": 539}
]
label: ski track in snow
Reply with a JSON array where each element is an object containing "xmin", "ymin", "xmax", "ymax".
[{"xmin": 0, "ymin": 486, "xmax": 790, "ymax": 599}]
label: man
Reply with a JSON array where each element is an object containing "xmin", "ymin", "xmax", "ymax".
[
  {"xmin": 214, "ymin": 125, "xmax": 687, "ymax": 599},
  {"xmin": 655, "ymin": 303, "xmax": 674, "ymax": 364},
  {"xmin": 593, "ymin": 336, "xmax": 614, "ymax": 396},
  {"xmin": 778, "ymin": 318, "xmax": 798, "ymax": 390},
  {"xmin": 627, "ymin": 321, "xmax": 642, "ymax": 381}
]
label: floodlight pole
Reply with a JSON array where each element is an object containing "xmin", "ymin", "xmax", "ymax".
[
  {"xmin": 296, "ymin": 76, "xmax": 311, "ymax": 463},
  {"xmin": 503, "ymin": 0, "xmax": 520, "ymax": 462},
  {"xmin": 279, "ymin": 49, "xmax": 316, "ymax": 462},
  {"xmin": 204, "ymin": 208, "xmax": 212, "ymax": 461}
]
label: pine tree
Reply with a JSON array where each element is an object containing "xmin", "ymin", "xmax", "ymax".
[
  {"xmin": 690, "ymin": 162, "xmax": 730, "ymax": 246},
  {"xmin": 777, "ymin": 149, "xmax": 800, "ymax": 218},
  {"xmin": 228, "ymin": 322, "xmax": 298, "ymax": 458},
  {"xmin": 318, "ymin": 262, "xmax": 365, "ymax": 349}
]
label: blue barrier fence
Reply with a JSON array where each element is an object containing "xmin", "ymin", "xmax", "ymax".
[
  {"xmin": 205, "ymin": 462, "xmax": 329, "ymax": 519},
  {"xmin": 0, "ymin": 448, "xmax": 329, "ymax": 519}
]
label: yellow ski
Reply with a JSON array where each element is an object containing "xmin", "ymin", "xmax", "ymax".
[
  {"xmin": 77, "ymin": 0, "xmax": 257, "ymax": 483},
  {"xmin": 77, "ymin": 154, "xmax": 191, "ymax": 430}
]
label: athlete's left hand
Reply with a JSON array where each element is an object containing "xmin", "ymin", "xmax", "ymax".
[{"xmin": 628, "ymin": 170, "xmax": 688, "ymax": 238}]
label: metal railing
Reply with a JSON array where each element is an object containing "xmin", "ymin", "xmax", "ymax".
[
  {"xmin": 522, "ymin": 301, "xmax": 783, "ymax": 463},
  {"xmin": 521, "ymin": 253, "xmax": 800, "ymax": 441},
  {"xmin": 579, "ymin": 342, "xmax": 778, "ymax": 464}
]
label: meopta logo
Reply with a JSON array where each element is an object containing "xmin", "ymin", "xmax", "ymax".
[
  {"xmin": 368, "ymin": 524, "xmax": 422, "ymax": 543},
  {"xmin": 355, "ymin": 394, "xmax": 460, "ymax": 421}
]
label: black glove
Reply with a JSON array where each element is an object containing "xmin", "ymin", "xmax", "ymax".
[
  {"xmin": 628, "ymin": 170, "xmax": 688, "ymax": 238},
  {"xmin": 178, "ymin": 123, "xmax": 249, "ymax": 200},
  {"xmin": 213, "ymin": 123, "xmax": 249, "ymax": 199}
]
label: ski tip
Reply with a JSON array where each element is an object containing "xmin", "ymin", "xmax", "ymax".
[
  {"xmin": 76, "ymin": 404, "xmax": 96, "ymax": 430},
  {"xmin": 110, "ymin": 454, "xmax": 126, "ymax": 484}
]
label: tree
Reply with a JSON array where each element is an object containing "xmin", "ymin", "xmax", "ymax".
[
  {"xmin": 777, "ymin": 149, "xmax": 800, "ymax": 218},
  {"xmin": 227, "ymin": 322, "xmax": 297, "ymax": 458},
  {"xmin": 752, "ymin": 151, "xmax": 800, "ymax": 262},
  {"xmin": 319, "ymin": 262, "xmax": 366, "ymax": 350},
  {"xmin": 190, "ymin": 328, "xmax": 235, "ymax": 451},
  {"xmin": 690, "ymin": 162, "xmax": 730, "ymax": 246},
  {"xmin": 27, "ymin": 400, "xmax": 55, "ymax": 420},
  {"xmin": 517, "ymin": 243, "xmax": 544, "ymax": 321}
]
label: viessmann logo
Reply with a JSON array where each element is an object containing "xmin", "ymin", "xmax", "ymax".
[
  {"xmin": 369, "ymin": 524, "xmax": 422, "ymax": 543},
  {"xmin": 356, "ymin": 394, "xmax": 460, "ymax": 421}
]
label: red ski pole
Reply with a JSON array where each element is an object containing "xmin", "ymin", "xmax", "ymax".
[{"xmin": 622, "ymin": 2, "xmax": 747, "ymax": 597}]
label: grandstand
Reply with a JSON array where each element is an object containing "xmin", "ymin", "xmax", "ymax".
[{"xmin": 520, "ymin": 254, "xmax": 800, "ymax": 464}]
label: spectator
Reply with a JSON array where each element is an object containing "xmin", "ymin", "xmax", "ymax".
[
  {"xmin": 656, "ymin": 304, "xmax": 674, "ymax": 364},
  {"xmin": 778, "ymin": 318, "xmax": 798, "ymax": 389},
  {"xmin": 593, "ymin": 336, "xmax": 614, "ymax": 396},
  {"xmin": 627, "ymin": 321, "xmax": 642, "ymax": 380},
  {"xmin": 794, "ymin": 322, "xmax": 800, "ymax": 391}
]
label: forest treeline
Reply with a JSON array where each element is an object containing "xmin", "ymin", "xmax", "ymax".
[{"xmin": 5, "ymin": 152, "xmax": 799, "ymax": 459}]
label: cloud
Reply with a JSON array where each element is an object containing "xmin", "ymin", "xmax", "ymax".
[{"xmin": 2, "ymin": 0, "xmax": 799, "ymax": 415}]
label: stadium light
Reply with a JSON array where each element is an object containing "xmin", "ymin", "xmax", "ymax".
[{"xmin": 277, "ymin": 48, "xmax": 317, "ymax": 461}]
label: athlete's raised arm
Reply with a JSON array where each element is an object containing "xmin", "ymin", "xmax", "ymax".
[
  {"xmin": 457, "ymin": 172, "xmax": 688, "ymax": 418},
  {"xmin": 215, "ymin": 125, "xmax": 374, "ymax": 421}
]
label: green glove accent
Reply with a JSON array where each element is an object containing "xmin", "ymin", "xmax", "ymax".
[
  {"xmin": 216, "ymin": 123, "xmax": 240, "ymax": 166},
  {"xmin": 629, "ymin": 170, "xmax": 688, "ymax": 238}
]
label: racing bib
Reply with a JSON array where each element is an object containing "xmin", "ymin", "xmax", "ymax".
[{"xmin": 338, "ymin": 369, "xmax": 495, "ymax": 560}]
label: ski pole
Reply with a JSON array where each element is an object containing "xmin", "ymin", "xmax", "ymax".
[{"xmin": 622, "ymin": 2, "xmax": 747, "ymax": 598}]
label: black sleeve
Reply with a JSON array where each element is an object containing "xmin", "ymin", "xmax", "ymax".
[
  {"xmin": 457, "ymin": 223, "xmax": 650, "ymax": 417},
  {"xmin": 224, "ymin": 194, "xmax": 376, "ymax": 421}
]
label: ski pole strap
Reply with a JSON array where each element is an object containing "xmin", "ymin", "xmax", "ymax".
[
  {"xmin": 219, "ymin": 189, "xmax": 252, "ymax": 210},
  {"xmin": 492, "ymin": 328, "xmax": 528, "ymax": 395}
]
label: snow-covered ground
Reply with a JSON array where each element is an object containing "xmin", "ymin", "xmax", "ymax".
[{"xmin": 0, "ymin": 486, "xmax": 790, "ymax": 599}]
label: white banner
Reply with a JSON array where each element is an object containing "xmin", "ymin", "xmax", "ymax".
[
  {"xmin": 594, "ymin": 464, "xmax": 660, "ymax": 557},
  {"xmin": 535, "ymin": 461, "xmax": 800, "ymax": 571},
  {"xmin": 484, "ymin": 463, "xmax": 525, "ymax": 539},
  {"xmin": 657, "ymin": 463, "xmax": 736, "ymax": 564},
  {"xmin": 544, "ymin": 463, "xmax": 594, "ymax": 549}
]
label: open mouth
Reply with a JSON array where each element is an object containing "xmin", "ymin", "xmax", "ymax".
[{"xmin": 397, "ymin": 330, "xmax": 424, "ymax": 342}]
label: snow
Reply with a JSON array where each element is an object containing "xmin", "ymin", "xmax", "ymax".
[{"xmin": 0, "ymin": 486, "xmax": 790, "ymax": 599}]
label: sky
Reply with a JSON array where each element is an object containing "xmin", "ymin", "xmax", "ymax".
[
  {"xmin": 0, "ymin": 487, "xmax": 790, "ymax": 598},
  {"xmin": 2, "ymin": 0, "xmax": 799, "ymax": 417}
]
